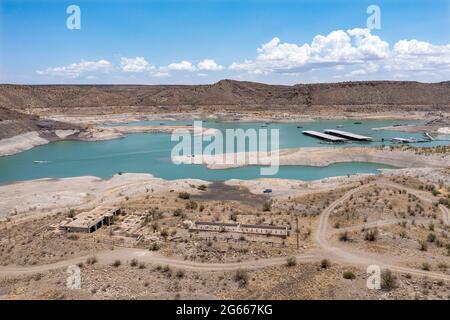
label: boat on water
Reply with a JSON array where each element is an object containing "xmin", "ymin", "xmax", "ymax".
[
  {"xmin": 33, "ymin": 160, "xmax": 48, "ymax": 164},
  {"xmin": 336, "ymin": 125, "xmax": 344, "ymax": 128},
  {"xmin": 353, "ymin": 121, "xmax": 362, "ymax": 125}
]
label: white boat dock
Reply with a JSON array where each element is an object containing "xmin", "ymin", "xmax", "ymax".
[
  {"xmin": 391, "ymin": 137, "xmax": 418, "ymax": 143},
  {"xmin": 302, "ymin": 130, "xmax": 347, "ymax": 142},
  {"xmin": 324, "ymin": 129, "xmax": 372, "ymax": 141}
]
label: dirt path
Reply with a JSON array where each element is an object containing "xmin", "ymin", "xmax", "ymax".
[
  {"xmin": 315, "ymin": 180, "xmax": 450, "ymax": 281},
  {"xmin": 0, "ymin": 248, "xmax": 318, "ymax": 276}
]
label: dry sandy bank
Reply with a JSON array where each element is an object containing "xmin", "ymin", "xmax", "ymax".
[
  {"xmin": 0, "ymin": 170, "xmax": 373, "ymax": 222},
  {"xmin": 174, "ymin": 146, "xmax": 450, "ymax": 169},
  {"xmin": 0, "ymin": 131, "xmax": 49, "ymax": 156},
  {"xmin": 0, "ymin": 173, "xmax": 210, "ymax": 221},
  {"xmin": 43, "ymin": 111, "xmax": 446, "ymax": 126}
]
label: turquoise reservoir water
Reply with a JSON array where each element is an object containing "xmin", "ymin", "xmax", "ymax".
[{"xmin": 0, "ymin": 119, "xmax": 448, "ymax": 183}]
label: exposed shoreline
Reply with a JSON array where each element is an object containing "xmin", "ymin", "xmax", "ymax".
[
  {"xmin": 0, "ymin": 125, "xmax": 218, "ymax": 157},
  {"xmin": 0, "ymin": 171, "xmax": 374, "ymax": 220},
  {"xmin": 174, "ymin": 146, "xmax": 450, "ymax": 170},
  {"xmin": 45, "ymin": 110, "xmax": 444, "ymax": 126},
  {"xmin": 1, "ymin": 166, "xmax": 447, "ymax": 221}
]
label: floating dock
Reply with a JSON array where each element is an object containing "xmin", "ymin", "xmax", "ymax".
[
  {"xmin": 324, "ymin": 129, "xmax": 373, "ymax": 141},
  {"xmin": 391, "ymin": 137, "xmax": 418, "ymax": 143},
  {"xmin": 302, "ymin": 130, "xmax": 347, "ymax": 142}
]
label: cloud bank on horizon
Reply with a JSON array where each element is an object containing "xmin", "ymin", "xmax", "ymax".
[{"xmin": 35, "ymin": 27, "xmax": 450, "ymax": 83}]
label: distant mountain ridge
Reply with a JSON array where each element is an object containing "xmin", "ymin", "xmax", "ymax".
[{"xmin": 0, "ymin": 80, "xmax": 449, "ymax": 110}]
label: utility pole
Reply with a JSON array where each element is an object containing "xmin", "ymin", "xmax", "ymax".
[{"xmin": 296, "ymin": 215, "xmax": 299, "ymax": 250}]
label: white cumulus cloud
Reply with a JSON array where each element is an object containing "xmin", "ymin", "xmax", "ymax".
[
  {"xmin": 120, "ymin": 57, "xmax": 154, "ymax": 72},
  {"xmin": 231, "ymin": 28, "xmax": 389, "ymax": 74},
  {"xmin": 36, "ymin": 59, "xmax": 112, "ymax": 78},
  {"xmin": 167, "ymin": 60, "xmax": 196, "ymax": 71},
  {"xmin": 229, "ymin": 28, "xmax": 450, "ymax": 79},
  {"xmin": 197, "ymin": 59, "xmax": 223, "ymax": 71}
]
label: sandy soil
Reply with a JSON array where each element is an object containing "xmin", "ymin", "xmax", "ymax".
[
  {"xmin": 0, "ymin": 173, "xmax": 210, "ymax": 221},
  {"xmin": 0, "ymin": 131, "xmax": 49, "ymax": 156},
  {"xmin": 45, "ymin": 111, "xmax": 447, "ymax": 126},
  {"xmin": 174, "ymin": 146, "xmax": 450, "ymax": 170}
]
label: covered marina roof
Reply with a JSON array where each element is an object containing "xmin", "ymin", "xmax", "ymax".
[
  {"xmin": 324, "ymin": 129, "xmax": 373, "ymax": 141},
  {"xmin": 302, "ymin": 130, "xmax": 347, "ymax": 142}
]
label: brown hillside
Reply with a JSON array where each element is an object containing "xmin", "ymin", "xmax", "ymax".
[{"xmin": 0, "ymin": 80, "xmax": 448, "ymax": 112}]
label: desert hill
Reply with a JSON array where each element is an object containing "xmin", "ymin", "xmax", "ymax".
[{"xmin": 0, "ymin": 80, "xmax": 448, "ymax": 111}]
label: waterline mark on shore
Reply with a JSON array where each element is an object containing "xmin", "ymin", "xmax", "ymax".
[{"xmin": 170, "ymin": 121, "xmax": 280, "ymax": 176}]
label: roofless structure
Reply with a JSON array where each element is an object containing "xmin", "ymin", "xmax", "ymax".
[{"xmin": 324, "ymin": 129, "xmax": 373, "ymax": 141}]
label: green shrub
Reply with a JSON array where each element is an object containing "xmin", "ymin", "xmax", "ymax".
[
  {"xmin": 178, "ymin": 192, "xmax": 190, "ymax": 200},
  {"xmin": 176, "ymin": 270, "xmax": 185, "ymax": 278},
  {"xmin": 173, "ymin": 208, "xmax": 183, "ymax": 217},
  {"xmin": 67, "ymin": 234, "xmax": 79, "ymax": 241},
  {"xmin": 381, "ymin": 269, "xmax": 397, "ymax": 291},
  {"xmin": 343, "ymin": 271, "xmax": 356, "ymax": 280},
  {"xmin": 320, "ymin": 259, "xmax": 331, "ymax": 269},
  {"xmin": 130, "ymin": 258, "xmax": 138, "ymax": 267},
  {"xmin": 364, "ymin": 228, "xmax": 379, "ymax": 242},
  {"xmin": 149, "ymin": 243, "xmax": 160, "ymax": 251},
  {"xmin": 233, "ymin": 269, "xmax": 249, "ymax": 286},
  {"xmin": 185, "ymin": 200, "xmax": 198, "ymax": 210},
  {"xmin": 427, "ymin": 233, "xmax": 436, "ymax": 243},
  {"xmin": 262, "ymin": 201, "xmax": 272, "ymax": 212},
  {"xmin": 286, "ymin": 257, "xmax": 296, "ymax": 267},
  {"xmin": 112, "ymin": 260, "xmax": 121, "ymax": 268},
  {"xmin": 421, "ymin": 262, "xmax": 431, "ymax": 271},
  {"xmin": 339, "ymin": 231, "xmax": 349, "ymax": 242},
  {"xmin": 86, "ymin": 256, "xmax": 97, "ymax": 265},
  {"xmin": 419, "ymin": 240, "xmax": 428, "ymax": 251}
]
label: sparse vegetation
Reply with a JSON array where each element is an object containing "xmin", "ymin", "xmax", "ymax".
[
  {"xmin": 364, "ymin": 228, "xmax": 379, "ymax": 242},
  {"xmin": 112, "ymin": 260, "xmax": 121, "ymax": 268},
  {"xmin": 86, "ymin": 256, "xmax": 97, "ymax": 265},
  {"xmin": 320, "ymin": 259, "xmax": 331, "ymax": 269},
  {"xmin": 185, "ymin": 200, "xmax": 198, "ymax": 210},
  {"xmin": 178, "ymin": 192, "xmax": 190, "ymax": 200},
  {"xmin": 130, "ymin": 258, "xmax": 138, "ymax": 267},
  {"xmin": 67, "ymin": 234, "xmax": 79, "ymax": 241},
  {"xmin": 381, "ymin": 269, "xmax": 397, "ymax": 291},
  {"xmin": 149, "ymin": 243, "xmax": 160, "ymax": 251},
  {"xmin": 286, "ymin": 256, "xmax": 296, "ymax": 267},
  {"xmin": 176, "ymin": 270, "xmax": 185, "ymax": 278},
  {"xmin": 421, "ymin": 262, "xmax": 431, "ymax": 271},
  {"xmin": 233, "ymin": 269, "xmax": 249, "ymax": 287},
  {"xmin": 262, "ymin": 201, "xmax": 272, "ymax": 212},
  {"xmin": 339, "ymin": 231, "xmax": 350, "ymax": 242},
  {"xmin": 343, "ymin": 271, "xmax": 356, "ymax": 280}
]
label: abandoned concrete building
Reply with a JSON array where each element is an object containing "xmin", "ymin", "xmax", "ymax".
[
  {"xmin": 61, "ymin": 207, "xmax": 121, "ymax": 233},
  {"xmin": 189, "ymin": 221, "xmax": 288, "ymax": 238}
]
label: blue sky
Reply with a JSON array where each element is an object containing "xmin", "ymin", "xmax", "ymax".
[{"xmin": 1, "ymin": 0, "xmax": 449, "ymax": 84}]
